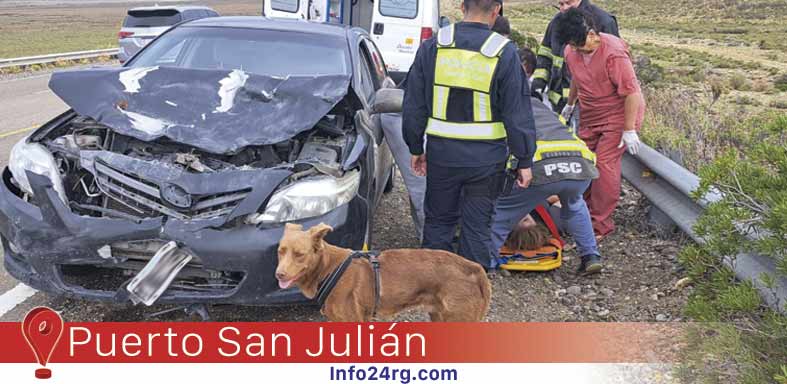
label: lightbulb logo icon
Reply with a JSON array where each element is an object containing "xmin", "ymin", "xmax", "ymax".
[{"xmin": 22, "ymin": 307, "xmax": 64, "ymax": 379}]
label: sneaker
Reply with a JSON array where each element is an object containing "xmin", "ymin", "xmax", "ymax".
[{"xmin": 578, "ymin": 254, "xmax": 603, "ymax": 276}]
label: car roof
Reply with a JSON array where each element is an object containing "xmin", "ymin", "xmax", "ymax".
[
  {"xmin": 128, "ymin": 5, "xmax": 216, "ymax": 12},
  {"xmin": 184, "ymin": 16, "xmax": 352, "ymax": 38}
]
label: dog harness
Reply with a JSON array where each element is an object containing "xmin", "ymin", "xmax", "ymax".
[{"xmin": 315, "ymin": 251, "xmax": 381, "ymax": 317}]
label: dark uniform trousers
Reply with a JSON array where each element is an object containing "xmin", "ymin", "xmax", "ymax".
[{"xmin": 423, "ymin": 162, "xmax": 505, "ymax": 269}]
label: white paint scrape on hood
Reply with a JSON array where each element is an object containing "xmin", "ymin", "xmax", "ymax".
[
  {"xmin": 215, "ymin": 69, "xmax": 250, "ymax": 113},
  {"xmin": 119, "ymin": 66, "xmax": 159, "ymax": 93},
  {"xmin": 117, "ymin": 107, "xmax": 173, "ymax": 135}
]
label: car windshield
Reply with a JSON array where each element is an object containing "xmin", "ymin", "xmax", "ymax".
[{"xmin": 128, "ymin": 26, "xmax": 350, "ymax": 77}]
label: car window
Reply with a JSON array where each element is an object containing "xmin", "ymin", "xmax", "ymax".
[
  {"xmin": 379, "ymin": 0, "xmax": 418, "ymax": 19},
  {"xmin": 363, "ymin": 40, "xmax": 387, "ymax": 87},
  {"xmin": 123, "ymin": 9, "xmax": 182, "ymax": 27},
  {"xmin": 271, "ymin": 0, "xmax": 299, "ymax": 13},
  {"xmin": 130, "ymin": 27, "xmax": 350, "ymax": 77},
  {"xmin": 357, "ymin": 45, "xmax": 377, "ymax": 102}
]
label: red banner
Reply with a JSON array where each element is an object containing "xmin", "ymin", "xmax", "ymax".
[{"xmin": 0, "ymin": 322, "xmax": 684, "ymax": 364}]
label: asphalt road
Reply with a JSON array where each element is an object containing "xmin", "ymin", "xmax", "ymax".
[{"xmin": 0, "ymin": 71, "xmax": 67, "ymax": 320}]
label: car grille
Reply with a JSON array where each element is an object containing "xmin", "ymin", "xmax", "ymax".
[{"xmin": 94, "ymin": 161, "xmax": 249, "ymax": 220}]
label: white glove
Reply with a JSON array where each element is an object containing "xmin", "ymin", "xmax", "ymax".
[
  {"xmin": 618, "ymin": 130, "xmax": 641, "ymax": 155},
  {"xmin": 560, "ymin": 104, "xmax": 575, "ymax": 121}
]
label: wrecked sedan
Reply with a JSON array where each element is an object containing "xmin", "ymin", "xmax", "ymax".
[{"xmin": 0, "ymin": 17, "xmax": 401, "ymax": 306}]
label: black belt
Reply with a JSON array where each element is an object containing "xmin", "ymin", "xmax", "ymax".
[{"xmin": 315, "ymin": 251, "xmax": 381, "ymax": 318}]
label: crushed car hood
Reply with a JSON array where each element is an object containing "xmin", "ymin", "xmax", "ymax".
[{"xmin": 49, "ymin": 66, "xmax": 351, "ymax": 154}]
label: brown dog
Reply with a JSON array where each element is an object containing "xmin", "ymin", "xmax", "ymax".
[{"xmin": 276, "ymin": 223, "xmax": 491, "ymax": 321}]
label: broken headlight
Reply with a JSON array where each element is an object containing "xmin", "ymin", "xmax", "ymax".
[
  {"xmin": 247, "ymin": 170, "xmax": 360, "ymax": 224},
  {"xmin": 8, "ymin": 138, "xmax": 67, "ymax": 203}
]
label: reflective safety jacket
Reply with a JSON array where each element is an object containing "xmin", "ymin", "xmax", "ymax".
[
  {"xmin": 402, "ymin": 22, "xmax": 536, "ymax": 169},
  {"xmin": 529, "ymin": 97, "xmax": 598, "ymax": 186},
  {"xmin": 532, "ymin": 0, "xmax": 619, "ymax": 111},
  {"xmin": 425, "ymin": 24, "xmax": 511, "ymax": 141}
]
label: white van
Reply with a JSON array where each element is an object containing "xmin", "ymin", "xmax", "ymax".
[{"xmin": 262, "ymin": 0, "xmax": 445, "ymax": 82}]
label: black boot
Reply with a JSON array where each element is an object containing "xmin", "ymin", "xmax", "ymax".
[{"xmin": 578, "ymin": 254, "xmax": 603, "ymax": 276}]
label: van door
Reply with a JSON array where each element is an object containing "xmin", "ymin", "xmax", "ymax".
[
  {"xmin": 370, "ymin": 0, "xmax": 428, "ymax": 77},
  {"xmin": 263, "ymin": 0, "xmax": 308, "ymax": 19}
]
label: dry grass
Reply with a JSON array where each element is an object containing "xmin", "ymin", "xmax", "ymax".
[{"xmin": 0, "ymin": 0, "xmax": 261, "ymax": 58}]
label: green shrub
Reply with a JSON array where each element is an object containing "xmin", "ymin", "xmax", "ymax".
[
  {"xmin": 676, "ymin": 111, "xmax": 787, "ymax": 384},
  {"xmin": 729, "ymin": 72, "xmax": 752, "ymax": 91},
  {"xmin": 776, "ymin": 74, "xmax": 787, "ymax": 92},
  {"xmin": 509, "ymin": 30, "xmax": 538, "ymax": 50}
]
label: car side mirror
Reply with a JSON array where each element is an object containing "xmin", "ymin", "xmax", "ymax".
[
  {"xmin": 372, "ymin": 88, "xmax": 403, "ymax": 114},
  {"xmin": 439, "ymin": 16, "xmax": 451, "ymax": 28}
]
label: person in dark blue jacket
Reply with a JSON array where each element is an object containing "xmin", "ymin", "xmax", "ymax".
[{"xmin": 402, "ymin": 0, "xmax": 537, "ymax": 272}]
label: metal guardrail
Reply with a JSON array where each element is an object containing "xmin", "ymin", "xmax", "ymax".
[
  {"xmin": 0, "ymin": 48, "xmax": 118, "ymax": 69},
  {"xmin": 622, "ymin": 144, "xmax": 787, "ymax": 314}
]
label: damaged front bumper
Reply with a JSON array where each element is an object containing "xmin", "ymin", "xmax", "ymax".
[{"xmin": 0, "ymin": 169, "xmax": 368, "ymax": 306}]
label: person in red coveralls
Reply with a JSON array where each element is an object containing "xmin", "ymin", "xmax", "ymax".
[{"xmin": 555, "ymin": 8, "xmax": 645, "ymax": 240}]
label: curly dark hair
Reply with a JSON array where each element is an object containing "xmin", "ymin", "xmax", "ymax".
[
  {"xmin": 554, "ymin": 8, "xmax": 599, "ymax": 47},
  {"xmin": 518, "ymin": 47, "xmax": 537, "ymax": 76}
]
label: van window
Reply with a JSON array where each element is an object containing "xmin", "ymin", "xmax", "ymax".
[
  {"xmin": 379, "ymin": 0, "xmax": 418, "ymax": 19},
  {"xmin": 123, "ymin": 9, "xmax": 182, "ymax": 27},
  {"xmin": 271, "ymin": 0, "xmax": 299, "ymax": 13}
]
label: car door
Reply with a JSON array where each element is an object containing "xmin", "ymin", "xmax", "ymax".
[{"xmin": 359, "ymin": 39, "xmax": 394, "ymax": 209}]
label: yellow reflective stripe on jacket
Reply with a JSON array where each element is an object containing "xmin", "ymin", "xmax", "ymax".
[
  {"xmin": 548, "ymin": 90, "xmax": 562, "ymax": 105},
  {"xmin": 552, "ymin": 56, "xmax": 564, "ymax": 69},
  {"xmin": 473, "ymin": 92, "xmax": 492, "ymax": 122},
  {"xmin": 426, "ymin": 118, "xmax": 507, "ymax": 140},
  {"xmin": 434, "ymin": 49, "xmax": 499, "ymax": 92},
  {"xmin": 562, "ymin": 87, "xmax": 570, "ymax": 99},
  {"xmin": 533, "ymin": 68, "xmax": 549, "ymax": 81},
  {"xmin": 432, "ymin": 86, "xmax": 449, "ymax": 120},
  {"xmin": 533, "ymin": 140, "xmax": 596, "ymax": 163},
  {"xmin": 537, "ymin": 45, "xmax": 553, "ymax": 59}
]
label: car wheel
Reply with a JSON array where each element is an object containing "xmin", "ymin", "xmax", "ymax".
[{"xmin": 383, "ymin": 165, "xmax": 395, "ymax": 194}]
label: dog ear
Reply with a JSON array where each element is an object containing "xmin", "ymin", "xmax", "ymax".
[
  {"xmin": 285, "ymin": 223, "xmax": 303, "ymax": 232},
  {"xmin": 308, "ymin": 223, "xmax": 333, "ymax": 243}
]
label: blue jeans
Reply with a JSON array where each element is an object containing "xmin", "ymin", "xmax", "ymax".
[{"xmin": 490, "ymin": 179, "xmax": 599, "ymax": 267}]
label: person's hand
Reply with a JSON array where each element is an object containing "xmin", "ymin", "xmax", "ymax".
[
  {"xmin": 411, "ymin": 154, "xmax": 427, "ymax": 177},
  {"xmin": 516, "ymin": 167, "xmax": 533, "ymax": 189},
  {"xmin": 618, "ymin": 130, "xmax": 641, "ymax": 155},
  {"xmin": 560, "ymin": 103, "xmax": 575, "ymax": 121}
]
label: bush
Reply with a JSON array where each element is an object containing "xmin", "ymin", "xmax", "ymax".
[
  {"xmin": 675, "ymin": 112, "xmax": 787, "ymax": 384},
  {"xmin": 509, "ymin": 30, "xmax": 538, "ymax": 50},
  {"xmin": 729, "ymin": 72, "xmax": 752, "ymax": 91},
  {"xmin": 772, "ymin": 100, "xmax": 787, "ymax": 110},
  {"xmin": 633, "ymin": 55, "xmax": 664, "ymax": 85},
  {"xmin": 776, "ymin": 74, "xmax": 787, "ymax": 92},
  {"xmin": 752, "ymin": 79, "xmax": 774, "ymax": 93}
]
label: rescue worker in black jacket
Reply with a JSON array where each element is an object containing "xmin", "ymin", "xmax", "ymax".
[
  {"xmin": 532, "ymin": 0, "xmax": 619, "ymax": 111},
  {"xmin": 402, "ymin": 0, "xmax": 537, "ymax": 272}
]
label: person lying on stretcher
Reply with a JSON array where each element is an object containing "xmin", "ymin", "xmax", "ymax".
[
  {"xmin": 504, "ymin": 196, "xmax": 563, "ymax": 251},
  {"xmin": 498, "ymin": 196, "xmax": 566, "ymax": 271}
]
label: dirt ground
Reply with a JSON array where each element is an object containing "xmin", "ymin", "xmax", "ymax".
[{"xmin": 37, "ymin": 170, "xmax": 690, "ymax": 322}]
